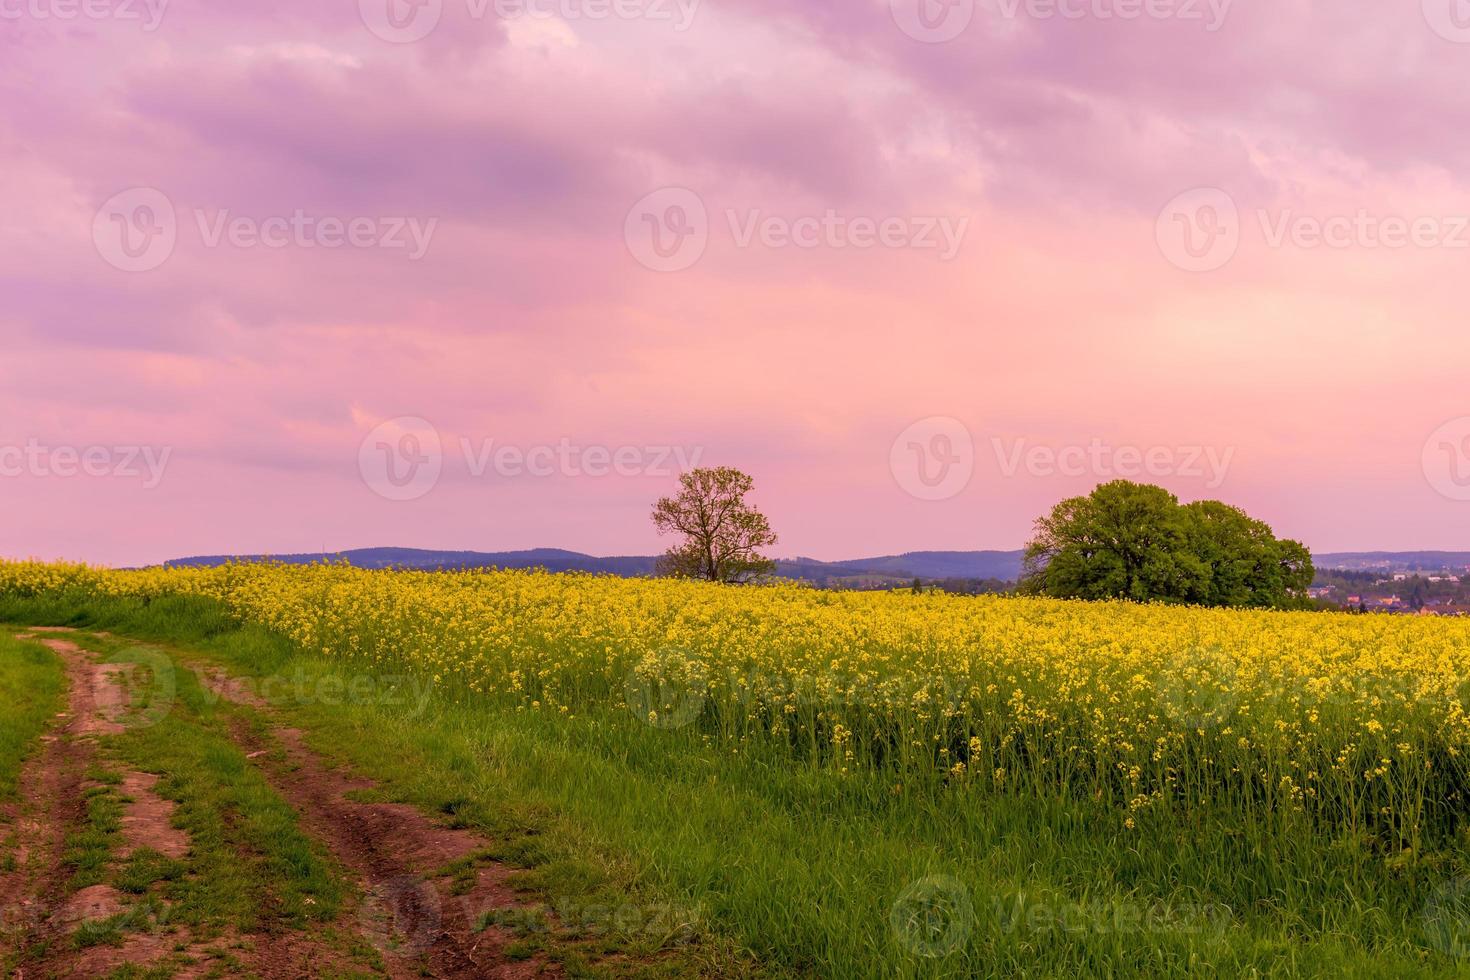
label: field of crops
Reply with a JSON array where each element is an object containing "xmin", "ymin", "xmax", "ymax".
[{"xmin": 5, "ymin": 558, "xmax": 1470, "ymax": 858}]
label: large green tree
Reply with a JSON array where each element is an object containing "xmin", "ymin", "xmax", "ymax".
[
  {"xmin": 651, "ymin": 467, "xmax": 778, "ymax": 583},
  {"xmin": 1020, "ymin": 481, "xmax": 1313, "ymax": 609}
]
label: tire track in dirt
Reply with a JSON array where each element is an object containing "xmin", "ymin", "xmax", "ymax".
[
  {"xmin": 1, "ymin": 634, "xmax": 105, "ymax": 969},
  {"xmin": 2, "ymin": 632, "xmax": 373, "ymax": 978},
  {"xmin": 0, "ymin": 632, "xmax": 211, "ymax": 977},
  {"xmin": 200, "ymin": 669, "xmax": 564, "ymax": 979}
]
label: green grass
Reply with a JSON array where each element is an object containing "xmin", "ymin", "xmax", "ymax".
[
  {"xmin": 1, "ymin": 625, "xmax": 365, "ymax": 976},
  {"xmin": 64, "ymin": 777, "xmax": 125, "ymax": 890},
  {"xmin": 0, "ymin": 632, "xmax": 65, "ymax": 800},
  {"xmin": 5, "ymin": 592, "xmax": 1470, "ymax": 977},
  {"xmin": 69, "ymin": 636, "xmax": 345, "ymax": 935}
]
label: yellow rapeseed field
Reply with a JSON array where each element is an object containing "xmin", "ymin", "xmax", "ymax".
[{"xmin": 4, "ymin": 559, "xmax": 1469, "ymax": 850}]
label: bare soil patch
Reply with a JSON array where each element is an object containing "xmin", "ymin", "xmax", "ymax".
[
  {"xmin": 226, "ymin": 720, "xmax": 562, "ymax": 978},
  {"xmin": 6, "ymin": 630, "xmax": 573, "ymax": 977}
]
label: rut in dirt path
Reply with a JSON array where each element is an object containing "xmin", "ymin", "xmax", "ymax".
[
  {"xmin": 0, "ymin": 633, "xmax": 157, "ymax": 977},
  {"xmin": 1, "ymin": 636, "xmax": 103, "ymax": 937},
  {"xmin": 3, "ymin": 632, "xmax": 218, "ymax": 977},
  {"xmin": 205, "ymin": 670, "xmax": 563, "ymax": 979},
  {"xmin": 4, "ymin": 631, "xmax": 393, "ymax": 979}
]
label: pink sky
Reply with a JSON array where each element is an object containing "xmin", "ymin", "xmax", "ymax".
[{"xmin": 5, "ymin": 0, "xmax": 1470, "ymax": 566}]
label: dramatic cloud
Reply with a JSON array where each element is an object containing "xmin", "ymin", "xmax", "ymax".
[{"xmin": 2, "ymin": 0, "xmax": 1468, "ymax": 564}]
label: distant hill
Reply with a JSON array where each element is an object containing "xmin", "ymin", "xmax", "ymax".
[
  {"xmin": 166, "ymin": 547, "xmax": 1026, "ymax": 583},
  {"xmin": 166, "ymin": 548, "xmax": 661, "ymax": 576},
  {"xmin": 165, "ymin": 548, "xmax": 1470, "ymax": 584},
  {"xmin": 1313, "ymin": 552, "xmax": 1470, "ymax": 572}
]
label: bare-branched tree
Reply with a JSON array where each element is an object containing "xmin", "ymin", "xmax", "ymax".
[{"xmin": 651, "ymin": 467, "xmax": 777, "ymax": 583}]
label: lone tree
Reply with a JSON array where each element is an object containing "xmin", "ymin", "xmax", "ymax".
[
  {"xmin": 1019, "ymin": 480, "xmax": 1313, "ymax": 609},
  {"xmin": 652, "ymin": 467, "xmax": 778, "ymax": 583}
]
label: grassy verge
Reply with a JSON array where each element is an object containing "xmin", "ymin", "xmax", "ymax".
[
  {"xmin": 0, "ymin": 633, "xmax": 65, "ymax": 802},
  {"xmin": 67, "ymin": 635, "xmax": 349, "ymax": 938},
  {"xmin": 3, "ymin": 627, "xmax": 374, "ymax": 974},
  {"xmin": 3, "ymin": 593, "xmax": 1469, "ymax": 977}
]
